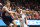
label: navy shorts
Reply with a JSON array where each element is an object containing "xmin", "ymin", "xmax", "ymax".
[{"xmin": 2, "ymin": 16, "xmax": 13, "ymax": 26}]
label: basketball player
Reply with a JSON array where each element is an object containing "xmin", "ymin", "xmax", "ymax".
[
  {"xmin": 2, "ymin": 1, "xmax": 17, "ymax": 27},
  {"xmin": 16, "ymin": 7, "xmax": 35, "ymax": 27}
]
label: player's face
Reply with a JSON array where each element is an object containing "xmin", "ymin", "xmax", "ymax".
[{"xmin": 7, "ymin": 2, "xmax": 10, "ymax": 7}]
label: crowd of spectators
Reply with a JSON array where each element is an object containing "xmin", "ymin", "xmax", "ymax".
[
  {"xmin": 0, "ymin": 0, "xmax": 40, "ymax": 19},
  {"xmin": 11, "ymin": 0, "xmax": 40, "ymax": 11},
  {"xmin": 0, "ymin": 0, "xmax": 40, "ymax": 11}
]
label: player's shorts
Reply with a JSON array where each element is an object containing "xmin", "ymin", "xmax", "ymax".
[{"xmin": 2, "ymin": 16, "xmax": 13, "ymax": 26}]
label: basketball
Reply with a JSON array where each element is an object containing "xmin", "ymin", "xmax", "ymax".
[{"xmin": 33, "ymin": 12, "xmax": 39, "ymax": 18}]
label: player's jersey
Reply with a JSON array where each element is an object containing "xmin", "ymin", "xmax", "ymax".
[
  {"xmin": 2, "ymin": 5, "xmax": 11, "ymax": 19},
  {"xmin": 20, "ymin": 9, "xmax": 26, "ymax": 19},
  {"xmin": 22, "ymin": 13, "xmax": 26, "ymax": 19},
  {"xmin": 18, "ymin": 9, "xmax": 28, "ymax": 27},
  {"xmin": 18, "ymin": 9, "xmax": 26, "ymax": 18},
  {"xmin": 2, "ymin": 11, "xmax": 6, "ymax": 17},
  {"xmin": 3, "ymin": 6, "xmax": 11, "ymax": 16},
  {"xmin": 4, "ymin": 5, "xmax": 11, "ymax": 11}
]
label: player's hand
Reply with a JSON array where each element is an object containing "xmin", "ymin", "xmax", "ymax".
[
  {"xmin": 13, "ymin": 17, "xmax": 17, "ymax": 19},
  {"xmin": 34, "ymin": 11, "xmax": 37, "ymax": 14}
]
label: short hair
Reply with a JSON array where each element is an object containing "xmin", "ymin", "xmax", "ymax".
[
  {"xmin": 5, "ymin": 1, "xmax": 10, "ymax": 4},
  {"xmin": 7, "ymin": 1, "xmax": 10, "ymax": 3}
]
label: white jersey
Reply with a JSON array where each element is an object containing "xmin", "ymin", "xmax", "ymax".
[
  {"xmin": 22, "ymin": 13, "xmax": 26, "ymax": 19},
  {"xmin": 18, "ymin": 9, "xmax": 28, "ymax": 27}
]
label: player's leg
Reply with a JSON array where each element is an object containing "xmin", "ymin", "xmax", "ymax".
[
  {"xmin": 8, "ymin": 23, "xmax": 12, "ymax": 27},
  {"xmin": 2, "ymin": 17, "xmax": 12, "ymax": 27},
  {"xmin": 12, "ymin": 20, "xmax": 17, "ymax": 27},
  {"xmin": 18, "ymin": 18, "xmax": 24, "ymax": 27},
  {"xmin": 3, "ymin": 20, "xmax": 12, "ymax": 27},
  {"xmin": 4, "ymin": 21, "xmax": 12, "ymax": 27},
  {"xmin": 10, "ymin": 13, "xmax": 16, "ymax": 19}
]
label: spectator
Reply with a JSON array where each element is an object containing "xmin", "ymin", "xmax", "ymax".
[
  {"xmin": 11, "ymin": 2, "xmax": 16, "ymax": 11},
  {"xmin": 0, "ymin": 3, "xmax": 2, "ymax": 18},
  {"xmin": 0, "ymin": 7, "xmax": 2, "ymax": 18}
]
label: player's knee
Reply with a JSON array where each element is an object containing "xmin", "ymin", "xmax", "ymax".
[
  {"xmin": 8, "ymin": 24, "xmax": 12, "ymax": 27},
  {"xmin": 8, "ymin": 25, "xmax": 11, "ymax": 26},
  {"xmin": 14, "ymin": 24, "xmax": 17, "ymax": 26},
  {"xmin": 15, "ymin": 24, "xmax": 17, "ymax": 26}
]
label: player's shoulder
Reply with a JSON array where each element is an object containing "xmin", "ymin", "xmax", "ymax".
[
  {"xmin": 3, "ymin": 6, "xmax": 7, "ymax": 8},
  {"xmin": 2, "ymin": 6, "xmax": 6, "ymax": 11}
]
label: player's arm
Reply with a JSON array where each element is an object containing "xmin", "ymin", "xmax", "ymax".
[
  {"xmin": 10, "ymin": 13, "xmax": 17, "ymax": 19},
  {"xmin": 2, "ymin": 7, "xmax": 16, "ymax": 14},
  {"xmin": 2, "ymin": 7, "xmax": 17, "ymax": 19},
  {"xmin": 22, "ymin": 10, "xmax": 35, "ymax": 13},
  {"xmin": 17, "ymin": 7, "xmax": 35, "ymax": 13}
]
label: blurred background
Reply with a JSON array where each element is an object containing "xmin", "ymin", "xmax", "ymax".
[{"xmin": 0, "ymin": 0, "xmax": 40, "ymax": 27}]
